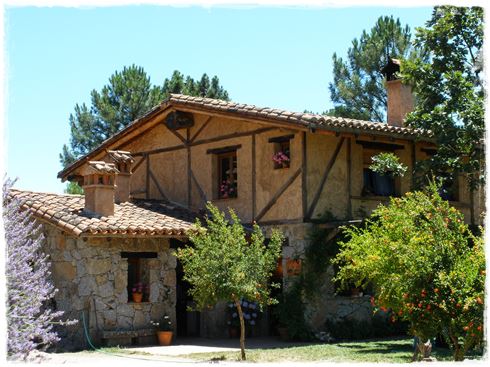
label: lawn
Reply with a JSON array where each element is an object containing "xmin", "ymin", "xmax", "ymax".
[{"xmin": 182, "ymin": 337, "xmax": 481, "ymax": 363}]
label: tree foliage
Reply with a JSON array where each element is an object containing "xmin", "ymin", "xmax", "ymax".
[
  {"xmin": 4, "ymin": 179, "xmax": 74, "ymax": 359},
  {"xmin": 333, "ymin": 185, "xmax": 484, "ymax": 361},
  {"xmin": 402, "ymin": 6, "xmax": 484, "ymax": 190},
  {"xmin": 60, "ymin": 65, "xmax": 230, "ymax": 170},
  {"xmin": 177, "ymin": 203, "xmax": 283, "ymax": 360},
  {"xmin": 328, "ymin": 16, "xmax": 414, "ymax": 121}
]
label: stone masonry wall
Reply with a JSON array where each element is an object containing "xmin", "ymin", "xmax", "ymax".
[{"xmin": 43, "ymin": 226, "xmax": 176, "ymax": 350}]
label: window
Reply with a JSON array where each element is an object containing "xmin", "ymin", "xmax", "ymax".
[
  {"xmin": 273, "ymin": 141, "xmax": 291, "ymax": 169},
  {"xmin": 122, "ymin": 252, "xmax": 156, "ymax": 303},
  {"xmin": 362, "ymin": 149, "xmax": 396, "ymax": 197},
  {"xmin": 269, "ymin": 135, "xmax": 294, "ymax": 169},
  {"xmin": 217, "ymin": 151, "xmax": 238, "ymax": 199}
]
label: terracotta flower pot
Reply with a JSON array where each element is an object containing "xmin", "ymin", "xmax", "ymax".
[
  {"xmin": 132, "ymin": 292, "xmax": 143, "ymax": 303},
  {"xmin": 157, "ymin": 331, "xmax": 173, "ymax": 346}
]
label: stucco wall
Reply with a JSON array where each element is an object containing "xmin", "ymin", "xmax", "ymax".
[{"xmin": 44, "ymin": 226, "xmax": 176, "ymax": 350}]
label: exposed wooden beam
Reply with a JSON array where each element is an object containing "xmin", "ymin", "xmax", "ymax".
[
  {"xmin": 133, "ymin": 144, "xmax": 186, "ymax": 157},
  {"xmin": 189, "ymin": 116, "xmax": 213, "ymax": 143},
  {"xmin": 145, "ymin": 154, "xmax": 150, "ymax": 199},
  {"xmin": 194, "ymin": 127, "xmax": 274, "ymax": 147},
  {"xmin": 255, "ymin": 167, "xmax": 302, "ymax": 223},
  {"xmin": 190, "ymin": 170, "xmax": 207, "ymax": 204},
  {"xmin": 132, "ymin": 126, "xmax": 274, "ymax": 157},
  {"xmin": 356, "ymin": 140, "xmax": 405, "ymax": 151},
  {"xmin": 251, "ymin": 218, "xmax": 304, "ymax": 227},
  {"xmin": 306, "ymin": 137, "xmax": 345, "ymax": 219},
  {"xmin": 168, "ymin": 127, "xmax": 188, "ymax": 145},
  {"xmin": 252, "ymin": 133, "xmax": 256, "ymax": 220},
  {"xmin": 167, "ymin": 105, "xmax": 308, "ymax": 133},
  {"xmin": 187, "ymin": 128, "xmax": 191, "ymax": 207},
  {"xmin": 268, "ymin": 134, "xmax": 295, "ymax": 143},
  {"xmin": 301, "ymin": 131, "xmax": 307, "ymax": 218},
  {"xmin": 347, "ymin": 138, "xmax": 352, "ymax": 219},
  {"xmin": 148, "ymin": 169, "xmax": 168, "ymax": 200},
  {"xmin": 132, "ymin": 155, "xmax": 146, "ymax": 173},
  {"xmin": 206, "ymin": 145, "xmax": 242, "ymax": 155}
]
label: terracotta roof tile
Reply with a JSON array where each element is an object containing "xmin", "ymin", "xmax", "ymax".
[
  {"xmin": 87, "ymin": 161, "xmax": 119, "ymax": 174},
  {"xmin": 9, "ymin": 189, "xmax": 196, "ymax": 238},
  {"xmin": 165, "ymin": 94, "xmax": 429, "ymax": 139}
]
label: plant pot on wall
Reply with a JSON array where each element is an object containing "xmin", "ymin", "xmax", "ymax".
[
  {"xmin": 132, "ymin": 292, "xmax": 143, "ymax": 303},
  {"xmin": 157, "ymin": 331, "xmax": 173, "ymax": 346}
]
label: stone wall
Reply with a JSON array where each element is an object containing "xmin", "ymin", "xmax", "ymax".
[{"xmin": 43, "ymin": 226, "xmax": 176, "ymax": 350}]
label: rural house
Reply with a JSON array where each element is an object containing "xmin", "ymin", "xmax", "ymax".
[{"xmin": 9, "ymin": 60, "xmax": 483, "ymax": 349}]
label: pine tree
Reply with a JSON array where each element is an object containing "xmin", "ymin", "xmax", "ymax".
[
  {"xmin": 60, "ymin": 66, "xmax": 230, "ymax": 170},
  {"xmin": 328, "ymin": 16, "xmax": 414, "ymax": 121},
  {"xmin": 4, "ymin": 179, "xmax": 73, "ymax": 359}
]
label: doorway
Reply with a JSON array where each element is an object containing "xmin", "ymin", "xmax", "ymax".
[{"xmin": 171, "ymin": 239, "xmax": 200, "ymax": 337}]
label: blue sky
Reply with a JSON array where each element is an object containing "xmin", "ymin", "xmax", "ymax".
[{"xmin": 4, "ymin": 5, "xmax": 432, "ymax": 193}]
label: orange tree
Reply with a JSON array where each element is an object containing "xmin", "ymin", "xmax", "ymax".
[
  {"xmin": 176, "ymin": 203, "xmax": 283, "ymax": 360},
  {"xmin": 333, "ymin": 185, "xmax": 484, "ymax": 361}
]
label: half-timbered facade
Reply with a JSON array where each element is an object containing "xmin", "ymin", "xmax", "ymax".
[{"xmin": 11, "ymin": 64, "xmax": 483, "ymax": 347}]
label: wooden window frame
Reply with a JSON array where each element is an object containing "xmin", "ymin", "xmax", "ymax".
[{"xmin": 216, "ymin": 151, "xmax": 238, "ymax": 199}]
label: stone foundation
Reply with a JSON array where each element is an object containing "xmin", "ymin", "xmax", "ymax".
[{"xmin": 43, "ymin": 226, "xmax": 176, "ymax": 350}]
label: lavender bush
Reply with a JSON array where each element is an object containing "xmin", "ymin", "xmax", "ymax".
[{"xmin": 3, "ymin": 179, "xmax": 73, "ymax": 359}]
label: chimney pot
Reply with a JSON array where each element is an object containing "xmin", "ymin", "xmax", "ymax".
[
  {"xmin": 106, "ymin": 150, "xmax": 134, "ymax": 203},
  {"xmin": 381, "ymin": 58, "xmax": 414, "ymax": 127},
  {"xmin": 80, "ymin": 161, "xmax": 119, "ymax": 217}
]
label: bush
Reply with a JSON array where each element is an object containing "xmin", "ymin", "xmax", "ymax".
[{"xmin": 333, "ymin": 184, "xmax": 484, "ymax": 360}]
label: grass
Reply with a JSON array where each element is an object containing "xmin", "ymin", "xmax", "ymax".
[{"xmin": 183, "ymin": 337, "xmax": 482, "ymax": 363}]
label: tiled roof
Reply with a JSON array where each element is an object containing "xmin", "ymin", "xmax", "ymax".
[
  {"xmin": 166, "ymin": 94, "xmax": 428, "ymax": 139},
  {"xmin": 9, "ymin": 189, "xmax": 197, "ymax": 237},
  {"xmin": 107, "ymin": 150, "xmax": 134, "ymax": 163},
  {"xmin": 87, "ymin": 161, "xmax": 119, "ymax": 174},
  {"xmin": 58, "ymin": 93, "xmax": 430, "ymax": 180}
]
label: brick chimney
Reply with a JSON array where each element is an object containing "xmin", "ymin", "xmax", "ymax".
[
  {"xmin": 80, "ymin": 161, "xmax": 119, "ymax": 217},
  {"xmin": 107, "ymin": 150, "xmax": 134, "ymax": 203},
  {"xmin": 381, "ymin": 58, "xmax": 414, "ymax": 127}
]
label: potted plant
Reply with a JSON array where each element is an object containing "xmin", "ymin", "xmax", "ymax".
[
  {"xmin": 151, "ymin": 315, "xmax": 173, "ymax": 346},
  {"xmin": 272, "ymin": 151, "xmax": 290, "ymax": 169},
  {"xmin": 131, "ymin": 282, "xmax": 146, "ymax": 303}
]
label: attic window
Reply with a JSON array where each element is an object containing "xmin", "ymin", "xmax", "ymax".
[{"xmin": 269, "ymin": 135, "xmax": 293, "ymax": 169}]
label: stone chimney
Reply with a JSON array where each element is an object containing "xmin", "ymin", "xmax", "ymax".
[
  {"xmin": 81, "ymin": 161, "xmax": 119, "ymax": 217},
  {"xmin": 107, "ymin": 150, "xmax": 134, "ymax": 203},
  {"xmin": 381, "ymin": 58, "xmax": 414, "ymax": 127}
]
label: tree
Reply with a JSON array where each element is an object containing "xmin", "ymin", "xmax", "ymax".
[
  {"xmin": 402, "ymin": 6, "xmax": 484, "ymax": 191},
  {"xmin": 176, "ymin": 203, "xmax": 283, "ymax": 360},
  {"xmin": 328, "ymin": 16, "xmax": 414, "ymax": 121},
  {"xmin": 4, "ymin": 179, "xmax": 74, "ymax": 359},
  {"xmin": 60, "ymin": 66, "xmax": 230, "ymax": 193},
  {"xmin": 333, "ymin": 185, "xmax": 484, "ymax": 361}
]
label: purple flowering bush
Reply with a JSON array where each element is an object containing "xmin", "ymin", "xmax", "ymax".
[{"xmin": 4, "ymin": 179, "xmax": 74, "ymax": 359}]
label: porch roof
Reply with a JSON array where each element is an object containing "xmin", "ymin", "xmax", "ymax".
[{"xmin": 9, "ymin": 189, "xmax": 197, "ymax": 237}]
